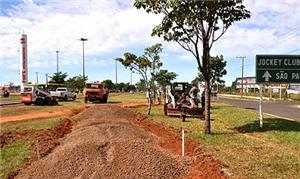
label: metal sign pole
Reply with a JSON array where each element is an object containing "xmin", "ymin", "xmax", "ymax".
[{"xmin": 259, "ymin": 84, "xmax": 263, "ymax": 128}]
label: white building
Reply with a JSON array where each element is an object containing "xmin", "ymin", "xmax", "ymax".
[{"xmin": 234, "ymin": 76, "xmax": 299, "ymax": 94}]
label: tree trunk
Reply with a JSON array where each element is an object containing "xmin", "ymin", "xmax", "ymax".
[
  {"xmin": 148, "ymin": 100, "xmax": 152, "ymax": 115},
  {"xmin": 162, "ymin": 86, "xmax": 168, "ymax": 115},
  {"xmin": 202, "ymin": 39, "xmax": 211, "ymax": 134},
  {"xmin": 204, "ymin": 78, "xmax": 211, "ymax": 134},
  {"xmin": 147, "ymin": 88, "xmax": 152, "ymax": 115}
]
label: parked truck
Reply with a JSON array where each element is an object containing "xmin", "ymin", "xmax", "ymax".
[
  {"xmin": 50, "ymin": 87, "xmax": 77, "ymax": 101},
  {"xmin": 83, "ymin": 81, "xmax": 109, "ymax": 103}
]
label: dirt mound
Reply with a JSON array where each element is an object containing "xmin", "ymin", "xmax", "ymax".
[
  {"xmin": 1, "ymin": 118, "xmax": 74, "ymax": 179},
  {"xmin": 132, "ymin": 114, "xmax": 225, "ymax": 179},
  {"xmin": 0, "ymin": 106, "xmax": 88, "ymax": 123},
  {"xmin": 15, "ymin": 105, "xmax": 190, "ymax": 179},
  {"xmin": 121, "ymin": 103, "xmax": 161, "ymax": 108}
]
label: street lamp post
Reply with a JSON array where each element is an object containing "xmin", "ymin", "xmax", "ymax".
[
  {"xmin": 80, "ymin": 38, "xmax": 88, "ymax": 79},
  {"xmin": 56, "ymin": 50, "xmax": 59, "ymax": 73},
  {"xmin": 236, "ymin": 56, "xmax": 246, "ymax": 98}
]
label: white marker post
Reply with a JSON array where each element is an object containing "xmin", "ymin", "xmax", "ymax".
[
  {"xmin": 181, "ymin": 128, "xmax": 185, "ymax": 160},
  {"xmin": 259, "ymin": 84, "xmax": 264, "ymax": 128}
]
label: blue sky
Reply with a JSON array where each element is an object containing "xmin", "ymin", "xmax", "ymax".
[{"xmin": 1, "ymin": 0, "xmax": 300, "ymax": 86}]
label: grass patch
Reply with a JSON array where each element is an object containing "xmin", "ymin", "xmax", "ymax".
[
  {"xmin": 0, "ymin": 140, "xmax": 33, "ymax": 179},
  {"xmin": 114, "ymin": 93, "xmax": 300, "ymax": 178},
  {"xmin": 109, "ymin": 92, "xmax": 146, "ymax": 104},
  {"xmin": 0, "ymin": 95, "xmax": 20, "ymax": 102},
  {"xmin": 1, "ymin": 117, "xmax": 63, "ymax": 133},
  {"xmin": 0, "ymin": 99, "xmax": 85, "ymax": 117}
]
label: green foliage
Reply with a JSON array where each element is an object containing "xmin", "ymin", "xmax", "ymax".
[
  {"xmin": 65, "ymin": 75, "xmax": 87, "ymax": 93},
  {"xmin": 135, "ymin": 0, "xmax": 250, "ymax": 133},
  {"xmin": 103, "ymin": 79, "xmax": 115, "ymax": 89},
  {"xmin": 134, "ymin": 0, "xmax": 249, "ymax": 75},
  {"xmin": 0, "ymin": 140, "xmax": 32, "ymax": 179},
  {"xmin": 210, "ymin": 55, "xmax": 227, "ymax": 84},
  {"xmin": 192, "ymin": 55, "xmax": 227, "ymax": 84},
  {"xmin": 136, "ymin": 79, "xmax": 147, "ymax": 92},
  {"xmin": 114, "ymin": 82, "xmax": 136, "ymax": 92},
  {"xmin": 49, "ymin": 72, "xmax": 68, "ymax": 84},
  {"xmin": 115, "ymin": 43, "xmax": 163, "ymax": 88},
  {"xmin": 153, "ymin": 69, "xmax": 177, "ymax": 88},
  {"xmin": 192, "ymin": 73, "xmax": 205, "ymax": 84}
]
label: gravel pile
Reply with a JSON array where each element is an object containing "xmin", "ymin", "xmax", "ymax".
[{"xmin": 16, "ymin": 105, "xmax": 190, "ymax": 179}]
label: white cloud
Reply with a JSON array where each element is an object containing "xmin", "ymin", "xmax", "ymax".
[
  {"xmin": 0, "ymin": 0, "xmax": 162, "ymax": 68},
  {"xmin": 1, "ymin": 0, "xmax": 300, "ymax": 85}
]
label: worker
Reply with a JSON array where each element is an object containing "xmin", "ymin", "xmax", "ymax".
[
  {"xmin": 189, "ymin": 84, "xmax": 199, "ymax": 107},
  {"xmin": 146, "ymin": 88, "xmax": 153, "ymax": 104},
  {"xmin": 156, "ymin": 88, "xmax": 161, "ymax": 104}
]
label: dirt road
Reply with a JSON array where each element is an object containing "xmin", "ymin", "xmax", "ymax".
[{"xmin": 15, "ymin": 105, "xmax": 190, "ymax": 179}]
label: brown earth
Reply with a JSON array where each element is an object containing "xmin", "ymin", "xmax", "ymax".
[
  {"xmin": 2, "ymin": 118, "xmax": 74, "ymax": 179},
  {"xmin": 11, "ymin": 105, "xmax": 225, "ymax": 179},
  {"xmin": 132, "ymin": 113, "xmax": 225, "ymax": 179},
  {"xmin": 0, "ymin": 106, "xmax": 87, "ymax": 123},
  {"xmin": 121, "ymin": 103, "xmax": 162, "ymax": 108}
]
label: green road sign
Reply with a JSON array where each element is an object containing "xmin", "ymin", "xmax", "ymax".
[{"xmin": 256, "ymin": 55, "xmax": 300, "ymax": 83}]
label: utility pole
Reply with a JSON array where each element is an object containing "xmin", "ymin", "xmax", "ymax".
[
  {"xmin": 236, "ymin": 56, "xmax": 246, "ymax": 98},
  {"xmin": 80, "ymin": 38, "xmax": 88, "ymax": 79},
  {"xmin": 56, "ymin": 50, "xmax": 59, "ymax": 73},
  {"xmin": 36, "ymin": 72, "xmax": 39, "ymax": 84},
  {"xmin": 45, "ymin": 73, "xmax": 49, "ymax": 86},
  {"xmin": 45, "ymin": 73, "xmax": 49, "ymax": 91},
  {"xmin": 115, "ymin": 60, "xmax": 118, "ymax": 84}
]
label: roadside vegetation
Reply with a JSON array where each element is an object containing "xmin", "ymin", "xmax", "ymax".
[
  {"xmin": 0, "ymin": 117, "xmax": 67, "ymax": 179},
  {"xmin": 0, "ymin": 95, "xmax": 20, "ymax": 102},
  {"xmin": 1, "ymin": 117, "xmax": 63, "ymax": 133},
  {"xmin": 0, "ymin": 140, "xmax": 33, "ymax": 179},
  {"xmin": 0, "ymin": 99, "xmax": 85, "ymax": 179},
  {"xmin": 110, "ymin": 93, "xmax": 300, "ymax": 178}
]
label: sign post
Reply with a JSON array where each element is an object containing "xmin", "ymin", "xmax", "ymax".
[
  {"xmin": 256, "ymin": 54, "xmax": 300, "ymax": 128},
  {"xmin": 20, "ymin": 34, "xmax": 28, "ymax": 91},
  {"xmin": 259, "ymin": 84, "xmax": 263, "ymax": 128}
]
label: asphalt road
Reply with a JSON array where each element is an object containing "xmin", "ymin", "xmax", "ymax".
[{"xmin": 218, "ymin": 97, "xmax": 300, "ymax": 122}]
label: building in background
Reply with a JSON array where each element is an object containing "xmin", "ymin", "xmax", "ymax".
[
  {"xmin": 235, "ymin": 77, "xmax": 259, "ymax": 93},
  {"xmin": 234, "ymin": 76, "xmax": 299, "ymax": 94}
]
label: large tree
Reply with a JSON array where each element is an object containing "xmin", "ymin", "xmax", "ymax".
[
  {"xmin": 192, "ymin": 55, "xmax": 227, "ymax": 85},
  {"xmin": 49, "ymin": 72, "xmax": 68, "ymax": 84},
  {"xmin": 115, "ymin": 43, "xmax": 163, "ymax": 115},
  {"xmin": 135, "ymin": 0, "xmax": 250, "ymax": 134},
  {"xmin": 65, "ymin": 75, "xmax": 87, "ymax": 93},
  {"xmin": 103, "ymin": 79, "xmax": 115, "ymax": 90}
]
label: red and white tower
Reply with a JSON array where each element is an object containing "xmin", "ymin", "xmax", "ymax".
[{"xmin": 20, "ymin": 34, "xmax": 28, "ymax": 90}]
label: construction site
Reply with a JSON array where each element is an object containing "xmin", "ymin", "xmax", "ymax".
[{"xmin": 1, "ymin": 1, "xmax": 300, "ymax": 179}]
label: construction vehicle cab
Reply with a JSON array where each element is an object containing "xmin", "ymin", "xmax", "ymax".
[
  {"xmin": 164, "ymin": 82, "xmax": 204, "ymax": 122},
  {"xmin": 83, "ymin": 81, "xmax": 109, "ymax": 103},
  {"xmin": 20, "ymin": 84, "xmax": 58, "ymax": 105}
]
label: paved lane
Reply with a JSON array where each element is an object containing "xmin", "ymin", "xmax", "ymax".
[{"xmin": 218, "ymin": 97, "xmax": 300, "ymax": 122}]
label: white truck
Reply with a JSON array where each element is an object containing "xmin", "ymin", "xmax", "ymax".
[{"xmin": 50, "ymin": 87, "xmax": 77, "ymax": 101}]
